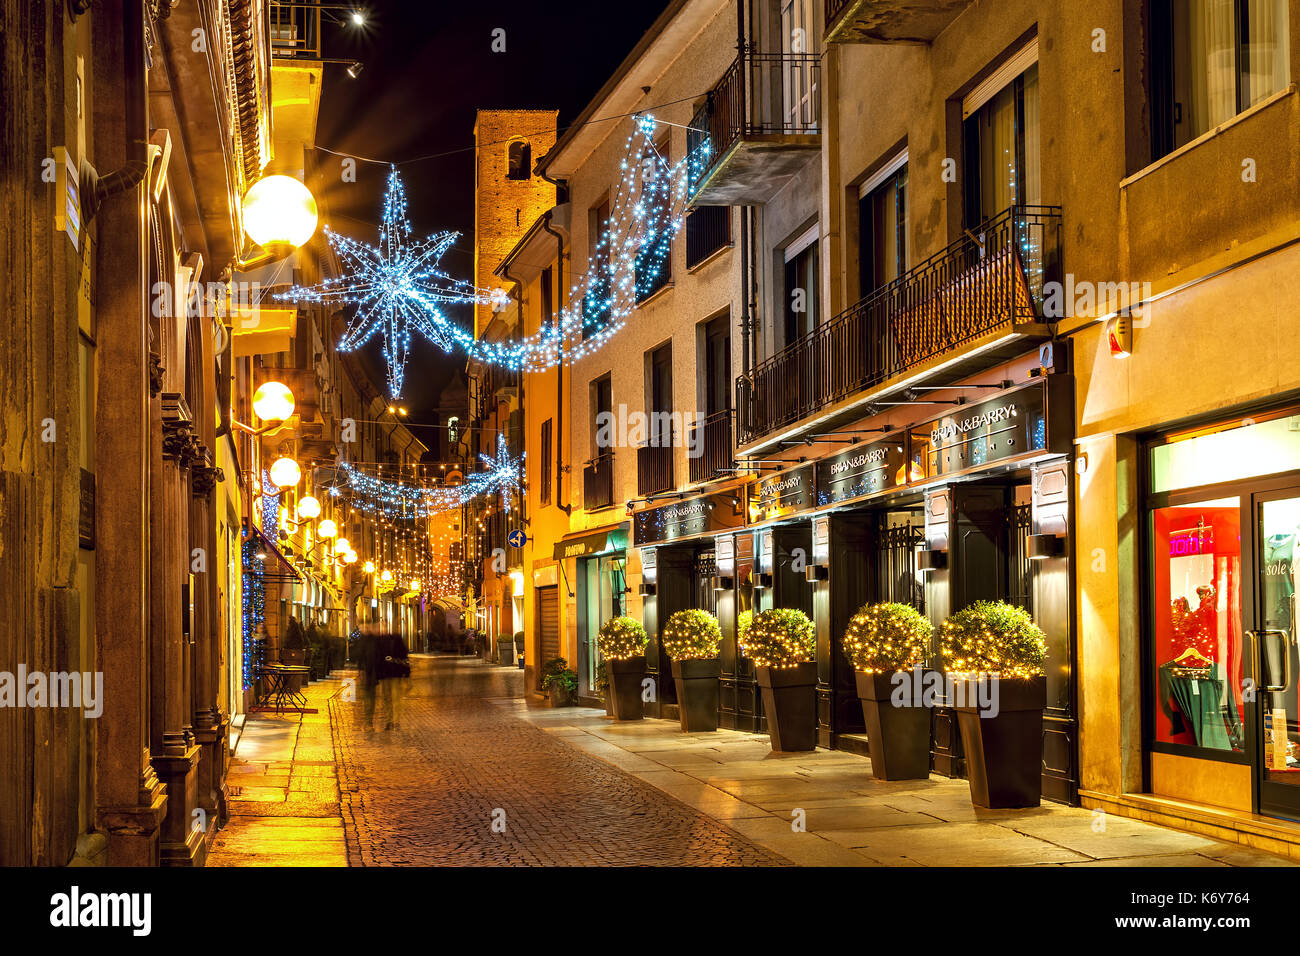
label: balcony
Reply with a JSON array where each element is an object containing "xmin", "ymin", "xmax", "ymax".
[
  {"xmin": 583, "ymin": 453, "xmax": 615, "ymax": 511},
  {"xmin": 688, "ymin": 51, "xmax": 821, "ymax": 205},
  {"xmin": 736, "ymin": 205, "xmax": 1062, "ymax": 448},
  {"xmin": 689, "ymin": 410, "xmax": 734, "ymax": 484},
  {"xmin": 637, "ymin": 443, "xmax": 674, "ymax": 496},
  {"xmin": 824, "ymin": 0, "xmax": 973, "ymax": 44},
  {"xmin": 686, "ymin": 206, "xmax": 731, "ymax": 268}
]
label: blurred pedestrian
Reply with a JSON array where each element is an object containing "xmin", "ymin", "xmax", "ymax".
[{"xmin": 376, "ymin": 628, "xmax": 410, "ymax": 730}]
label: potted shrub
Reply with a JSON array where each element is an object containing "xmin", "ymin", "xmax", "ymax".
[
  {"xmin": 940, "ymin": 601, "xmax": 1048, "ymax": 808},
  {"xmin": 595, "ymin": 661, "xmax": 612, "ymax": 716},
  {"xmin": 842, "ymin": 602, "xmax": 933, "ymax": 780},
  {"xmin": 597, "ymin": 616, "xmax": 648, "ymax": 720},
  {"xmin": 541, "ymin": 657, "xmax": 578, "ymax": 707},
  {"xmin": 662, "ymin": 609, "xmax": 722, "ymax": 733},
  {"xmin": 740, "ymin": 608, "xmax": 817, "ymax": 752},
  {"xmin": 514, "ymin": 631, "xmax": 525, "ymax": 670}
]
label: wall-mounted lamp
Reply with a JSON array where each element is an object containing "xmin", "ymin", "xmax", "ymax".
[
  {"xmin": 754, "ymin": 571, "xmax": 774, "ymax": 590},
  {"xmin": 1027, "ymin": 533, "xmax": 1066, "ymax": 560},
  {"xmin": 639, "ymin": 581, "xmax": 657, "ymax": 597},
  {"xmin": 916, "ymin": 548, "xmax": 948, "ymax": 573},
  {"xmin": 1106, "ymin": 314, "xmax": 1133, "ymax": 358},
  {"xmin": 805, "ymin": 564, "xmax": 829, "ymax": 582},
  {"xmin": 711, "ymin": 575, "xmax": 735, "ymax": 592}
]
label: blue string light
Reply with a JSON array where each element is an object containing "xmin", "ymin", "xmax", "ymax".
[{"xmin": 280, "ymin": 116, "xmax": 712, "ymax": 386}]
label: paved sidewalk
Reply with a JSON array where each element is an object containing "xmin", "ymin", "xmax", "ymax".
[
  {"xmin": 504, "ymin": 700, "xmax": 1296, "ymax": 867},
  {"xmin": 207, "ymin": 678, "xmax": 347, "ymax": 867}
]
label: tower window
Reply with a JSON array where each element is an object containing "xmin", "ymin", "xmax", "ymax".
[{"xmin": 507, "ymin": 141, "xmax": 531, "ymax": 180}]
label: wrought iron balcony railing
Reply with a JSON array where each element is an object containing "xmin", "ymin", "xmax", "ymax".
[
  {"xmin": 736, "ymin": 205, "xmax": 1063, "ymax": 445},
  {"xmin": 636, "ymin": 442, "xmax": 674, "ymax": 496},
  {"xmin": 688, "ymin": 51, "xmax": 821, "ymax": 197},
  {"xmin": 689, "ymin": 409, "xmax": 734, "ymax": 484},
  {"xmin": 583, "ymin": 452, "xmax": 615, "ymax": 511},
  {"xmin": 686, "ymin": 206, "xmax": 731, "ymax": 268}
]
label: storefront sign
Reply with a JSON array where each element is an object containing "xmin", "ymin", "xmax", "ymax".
[
  {"xmin": 815, "ymin": 439, "xmax": 905, "ymax": 507},
  {"xmin": 554, "ymin": 524, "xmax": 629, "ymax": 560},
  {"xmin": 750, "ymin": 464, "xmax": 816, "ymax": 523},
  {"xmin": 910, "ymin": 380, "xmax": 1066, "ymax": 479},
  {"xmin": 633, "ymin": 491, "xmax": 744, "ymax": 546}
]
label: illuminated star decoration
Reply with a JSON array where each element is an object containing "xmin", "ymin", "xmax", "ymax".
[{"xmin": 280, "ymin": 165, "xmax": 507, "ymax": 398}]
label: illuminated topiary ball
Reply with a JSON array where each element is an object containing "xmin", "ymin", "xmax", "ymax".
[
  {"xmin": 940, "ymin": 601, "xmax": 1047, "ymax": 679},
  {"xmin": 737, "ymin": 609, "xmax": 753, "ymax": 648},
  {"xmin": 661, "ymin": 609, "xmax": 722, "ymax": 661},
  {"xmin": 739, "ymin": 608, "xmax": 815, "ymax": 669},
  {"xmin": 596, "ymin": 615, "xmax": 649, "ymax": 661},
  {"xmin": 842, "ymin": 602, "xmax": 932, "ymax": 674}
]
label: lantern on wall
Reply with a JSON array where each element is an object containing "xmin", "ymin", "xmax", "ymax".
[
  {"xmin": 252, "ymin": 381, "xmax": 295, "ymax": 422},
  {"xmin": 269, "ymin": 457, "xmax": 301, "ymax": 489},
  {"xmin": 296, "ymin": 495, "xmax": 321, "ymax": 520},
  {"xmin": 242, "ymin": 175, "xmax": 319, "ymax": 249},
  {"xmin": 317, "ymin": 518, "xmax": 338, "ymax": 539}
]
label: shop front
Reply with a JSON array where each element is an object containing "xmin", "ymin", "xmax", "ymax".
[
  {"xmin": 778, "ymin": 374, "xmax": 1078, "ymax": 802},
  {"xmin": 1141, "ymin": 408, "xmax": 1300, "ymax": 824},
  {"xmin": 554, "ymin": 524, "xmax": 630, "ymax": 699},
  {"xmin": 634, "ymin": 490, "xmax": 746, "ymax": 720}
]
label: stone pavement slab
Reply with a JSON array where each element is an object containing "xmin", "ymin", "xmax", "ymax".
[{"xmin": 514, "ymin": 697, "xmax": 1295, "ymax": 867}]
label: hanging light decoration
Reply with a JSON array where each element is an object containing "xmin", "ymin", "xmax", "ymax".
[{"xmin": 278, "ymin": 116, "xmax": 710, "ymax": 388}]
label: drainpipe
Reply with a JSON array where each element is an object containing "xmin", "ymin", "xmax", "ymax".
[
  {"xmin": 81, "ymin": 0, "xmax": 150, "ymax": 226},
  {"xmin": 540, "ymin": 209, "xmax": 570, "ymax": 515}
]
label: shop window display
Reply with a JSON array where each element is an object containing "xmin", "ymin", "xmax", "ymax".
[{"xmin": 1149, "ymin": 498, "xmax": 1245, "ymax": 752}]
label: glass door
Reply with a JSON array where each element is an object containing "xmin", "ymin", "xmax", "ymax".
[{"xmin": 1253, "ymin": 489, "xmax": 1300, "ymax": 819}]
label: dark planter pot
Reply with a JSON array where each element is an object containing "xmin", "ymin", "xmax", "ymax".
[
  {"xmin": 499, "ymin": 640, "xmax": 515, "ymax": 667},
  {"xmin": 754, "ymin": 662, "xmax": 817, "ymax": 752},
  {"xmin": 547, "ymin": 683, "xmax": 574, "ymax": 707},
  {"xmin": 607, "ymin": 657, "xmax": 646, "ymax": 721},
  {"xmin": 856, "ymin": 670, "xmax": 931, "ymax": 781},
  {"xmin": 281, "ymin": 646, "xmax": 307, "ymax": 692},
  {"xmin": 953, "ymin": 675, "xmax": 1046, "ymax": 808},
  {"xmin": 670, "ymin": 659, "xmax": 721, "ymax": 733}
]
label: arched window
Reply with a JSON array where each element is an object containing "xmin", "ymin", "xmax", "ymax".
[
  {"xmin": 448, "ymin": 416, "xmax": 460, "ymax": 447},
  {"xmin": 507, "ymin": 140, "xmax": 531, "ymax": 180}
]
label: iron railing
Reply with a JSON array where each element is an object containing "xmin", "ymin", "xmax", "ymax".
[
  {"xmin": 583, "ymin": 453, "xmax": 615, "ymax": 511},
  {"xmin": 636, "ymin": 443, "xmax": 674, "ymax": 496},
  {"xmin": 688, "ymin": 50, "xmax": 821, "ymax": 189},
  {"xmin": 269, "ymin": 1, "xmax": 322, "ymax": 58},
  {"xmin": 736, "ymin": 205, "xmax": 1062, "ymax": 445},
  {"xmin": 686, "ymin": 206, "xmax": 731, "ymax": 267},
  {"xmin": 689, "ymin": 409, "xmax": 733, "ymax": 484}
]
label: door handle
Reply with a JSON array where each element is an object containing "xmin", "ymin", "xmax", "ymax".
[{"xmin": 1248, "ymin": 628, "xmax": 1293, "ymax": 692}]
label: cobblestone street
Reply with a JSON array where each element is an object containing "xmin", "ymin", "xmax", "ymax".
[{"xmin": 329, "ymin": 655, "xmax": 789, "ymax": 866}]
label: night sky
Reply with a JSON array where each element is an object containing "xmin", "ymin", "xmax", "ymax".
[{"xmin": 311, "ymin": 0, "xmax": 671, "ymax": 426}]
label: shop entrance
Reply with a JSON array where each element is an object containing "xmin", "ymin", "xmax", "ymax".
[
  {"xmin": 578, "ymin": 553, "xmax": 626, "ymax": 699},
  {"xmin": 1252, "ymin": 486, "xmax": 1300, "ymax": 819}
]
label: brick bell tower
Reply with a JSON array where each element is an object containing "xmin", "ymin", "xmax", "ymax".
[{"xmin": 472, "ymin": 109, "xmax": 559, "ymax": 337}]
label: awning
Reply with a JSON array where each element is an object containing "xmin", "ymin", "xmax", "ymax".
[
  {"xmin": 244, "ymin": 524, "xmax": 300, "ymax": 580},
  {"xmin": 554, "ymin": 523, "xmax": 630, "ymax": 560}
]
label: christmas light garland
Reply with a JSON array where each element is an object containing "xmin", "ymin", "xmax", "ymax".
[{"xmin": 280, "ymin": 116, "xmax": 712, "ymax": 391}]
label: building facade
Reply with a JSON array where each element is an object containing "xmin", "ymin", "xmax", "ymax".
[{"xmin": 486, "ymin": 0, "xmax": 1300, "ymax": 857}]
